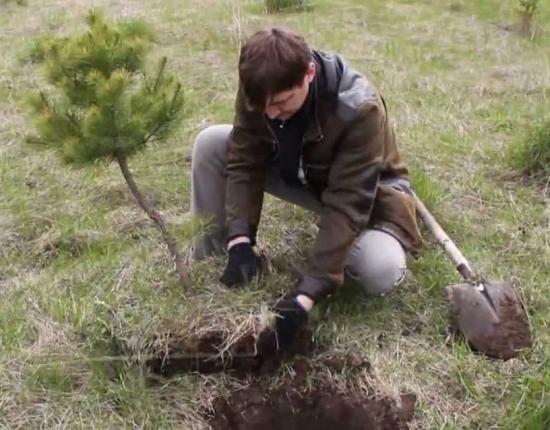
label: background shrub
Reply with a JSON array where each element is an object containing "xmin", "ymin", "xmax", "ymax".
[
  {"xmin": 516, "ymin": 0, "xmax": 539, "ymax": 36},
  {"xmin": 264, "ymin": 0, "xmax": 307, "ymax": 13}
]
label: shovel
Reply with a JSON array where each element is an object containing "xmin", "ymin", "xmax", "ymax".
[{"xmin": 413, "ymin": 192, "xmax": 532, "ymax": 360}]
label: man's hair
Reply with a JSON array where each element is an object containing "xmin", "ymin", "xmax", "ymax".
[{"xmin": 238, "ymin": 27, "xmax": 312, "ymax": 111}]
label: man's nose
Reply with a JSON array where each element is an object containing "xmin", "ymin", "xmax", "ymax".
[{"xmin": 265, "ymin": 106, "xmax": 280, "ymax": 120}]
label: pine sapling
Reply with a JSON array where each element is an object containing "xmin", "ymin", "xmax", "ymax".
[{"xmin": 25, "ymin": 10, "xmax": 188, "ymax": 285}]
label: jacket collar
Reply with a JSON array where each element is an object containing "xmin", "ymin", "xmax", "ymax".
[{"xmin": 303, "ymin": 56, "xmax": 325, "ymax": 142}]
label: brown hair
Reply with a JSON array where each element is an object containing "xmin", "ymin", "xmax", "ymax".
[{"xmin": 238, "ymin": 27, "xmax": 312, "ymax": 111}]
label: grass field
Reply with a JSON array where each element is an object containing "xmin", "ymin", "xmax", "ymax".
[{"xmin": 1, "ymin": 0, "xmax": 549, "ymax": 428}]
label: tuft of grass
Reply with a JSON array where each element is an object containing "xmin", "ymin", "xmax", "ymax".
[
  {"xmin": 264, "ymin": 0, "xmax": 309, "ymax": 14},
  {"xmin": 508, "ymin": 116, "xmax": 550, "ymax": 178},
  {"xmin": 504, "ymin": 352, "xmax": 550, "ymax": 430},
  {"xmin": 410, "ymin": 169, "xmax": 447, "ymax": 211}
]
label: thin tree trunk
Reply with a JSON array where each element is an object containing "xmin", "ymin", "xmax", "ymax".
[
  {"xmin": 116, "ymin": 153, "xmax": 188, "ymax": 286},
  {"xmin": 517, "ymin": 14, "xmax": 532, "ymax": 37}
]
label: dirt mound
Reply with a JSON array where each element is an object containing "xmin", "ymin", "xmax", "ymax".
[
  {"xmin": 211, "ymin": 386, "xmax": 414, "ymax": 430},
  {"xmin": 209, "ymin": 356, "xmax": 416, "ymax": 430},
  {"xmin": 144, "ymin": 330, "xmax": 416, "ymax": 429}
]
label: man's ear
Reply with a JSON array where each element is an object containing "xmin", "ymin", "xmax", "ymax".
[{"xmin": 305, "ymin": 61, "xmax": 316, "ymax": 83}]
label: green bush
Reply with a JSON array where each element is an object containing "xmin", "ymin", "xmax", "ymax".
[
  {"xmin": 509, "ymin": 117, "xmax": 550, "ymax": 178},
  {"xmin": 1, "ymin": 0, "xmax": 26, "ymax": 5},
  {"xmin": 264, "ymin": 0, "xmax": 307, "ymax": 13}
]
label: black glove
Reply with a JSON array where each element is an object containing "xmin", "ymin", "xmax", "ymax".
[
  {"xmin": 219, "ymin": 243, "xmax": 261, "ymax": 287},
  {"xmin": 273, "ymin": 295, "xmax": 308, "ymax": 348}
]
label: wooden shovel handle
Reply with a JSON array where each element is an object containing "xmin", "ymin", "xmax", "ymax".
[{"xmin": 412, "ymin": 192, "xmax": 474, "ymax": 281}]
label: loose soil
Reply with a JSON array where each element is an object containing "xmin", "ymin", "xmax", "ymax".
[
  {"xmin": 210, "ymin": 385, "xmax": 416, "ymax": 430},
  {"xmin": 146, "ymin": 328, "xmax": 416, "ymax": 429},
  {"xmin": 209, "ymin": 355, "xmax": 416, "ymax": 430}
]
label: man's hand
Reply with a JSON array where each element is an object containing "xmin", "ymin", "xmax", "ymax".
[
  {"xmin": 219, "ymin": 243, "xmax": 261, "ymax": 287},
  {"xmin": 273, "ymin": 295, "xmax": 309, "ymax": 348}
]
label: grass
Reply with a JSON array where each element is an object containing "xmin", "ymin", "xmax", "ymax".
[
  {"xmin": 264, "ymin": 0, "xmax": 308, "ymax": 13},
  {"xmin": 508, "ymin": 116, "xmax": 550, "ymax": 178},
  {"xmin": 1, "ymin": 0, "xmax": 549, "ymax": 428}
]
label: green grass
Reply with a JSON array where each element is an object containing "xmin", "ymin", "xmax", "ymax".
[
  {"xmin": 264, "ymin": 0, "xmax": 309, "ymax": 13},
  {"xmin": 508, "ymin": 116, "xmax": 550, "ymax": 178},
  {"xmin": 1, "ymin": 0, "xmax": 549, "ymax": 428}
]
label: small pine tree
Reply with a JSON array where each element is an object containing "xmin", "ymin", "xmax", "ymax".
[{"xmin": 26, "ymin": 10, "xmax": 188, "ymax": 285}]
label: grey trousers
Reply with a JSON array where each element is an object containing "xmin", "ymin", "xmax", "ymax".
[{"xmin": 190, "ymin": 124, "xmax": 407, "ymax": 296}]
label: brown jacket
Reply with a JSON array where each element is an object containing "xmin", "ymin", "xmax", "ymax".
[{"xmin": 225, "ymin": 50, "xmax": 422, "ymax": 301}]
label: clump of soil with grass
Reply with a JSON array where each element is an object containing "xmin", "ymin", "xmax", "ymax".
[
  {"xmin": 145, "ymin": 329, "xmax": 416, "ymax": 430},
  {"xmin": 146, "ymin": 327, "xmax": 315, "ymax": 375}
]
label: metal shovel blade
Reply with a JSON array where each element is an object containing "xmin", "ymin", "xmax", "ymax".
[{"xmin": 446, "ymin": 281, "xmax": 531, "ymax": 360}]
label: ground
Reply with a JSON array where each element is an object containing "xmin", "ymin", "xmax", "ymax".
[{"xmin": 0, "ymin": 0, "xmax": 549, "ymax": 428}]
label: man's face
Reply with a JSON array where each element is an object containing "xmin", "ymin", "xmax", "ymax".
[{"xmin": 265, "ymin": 62, "xmax": 316, "ymax": 121}]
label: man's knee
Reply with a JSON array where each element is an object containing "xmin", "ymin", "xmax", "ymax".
[
  {"xmin": 352, "ymin": 260, "xmax": 407, "ymax": 296},
  {"xmin": 345, "ymin": 229, "xmax": 407, "ymax": 296},
  {"xmin": 192, "ymin": 124, "xmax": 231, "ymax": 169}
]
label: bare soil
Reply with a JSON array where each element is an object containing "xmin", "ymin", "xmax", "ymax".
[
  {"xmin": 209, "ymin": 356, "xmax": 416, "ymax": 430},
  {"xmin": 146, "ymin": 330, "xmax": 416, "ymax": 429}
]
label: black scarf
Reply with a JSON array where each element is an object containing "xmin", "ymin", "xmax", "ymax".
[{"xmin": 268, "ymin": 82, "xmax": 314, "ymax": 188}]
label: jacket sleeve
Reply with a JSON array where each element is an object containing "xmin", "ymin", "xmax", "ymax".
[
  {"xmin": 296, "ymin": 102, "xmax": 386, "ymax": 301},
  {"xmin": 225, "ymin": 87, "xmax": 272, "ymax": 245}
]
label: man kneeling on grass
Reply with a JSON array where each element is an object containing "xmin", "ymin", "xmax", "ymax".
[{"xmin": 190, "ymin": 27, "xmax": 422, "ymax": 347}]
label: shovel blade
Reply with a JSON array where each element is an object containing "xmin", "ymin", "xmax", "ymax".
[{"xmin": 446, "ymin": 281, "xmax": 531, "ymax": 360}]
